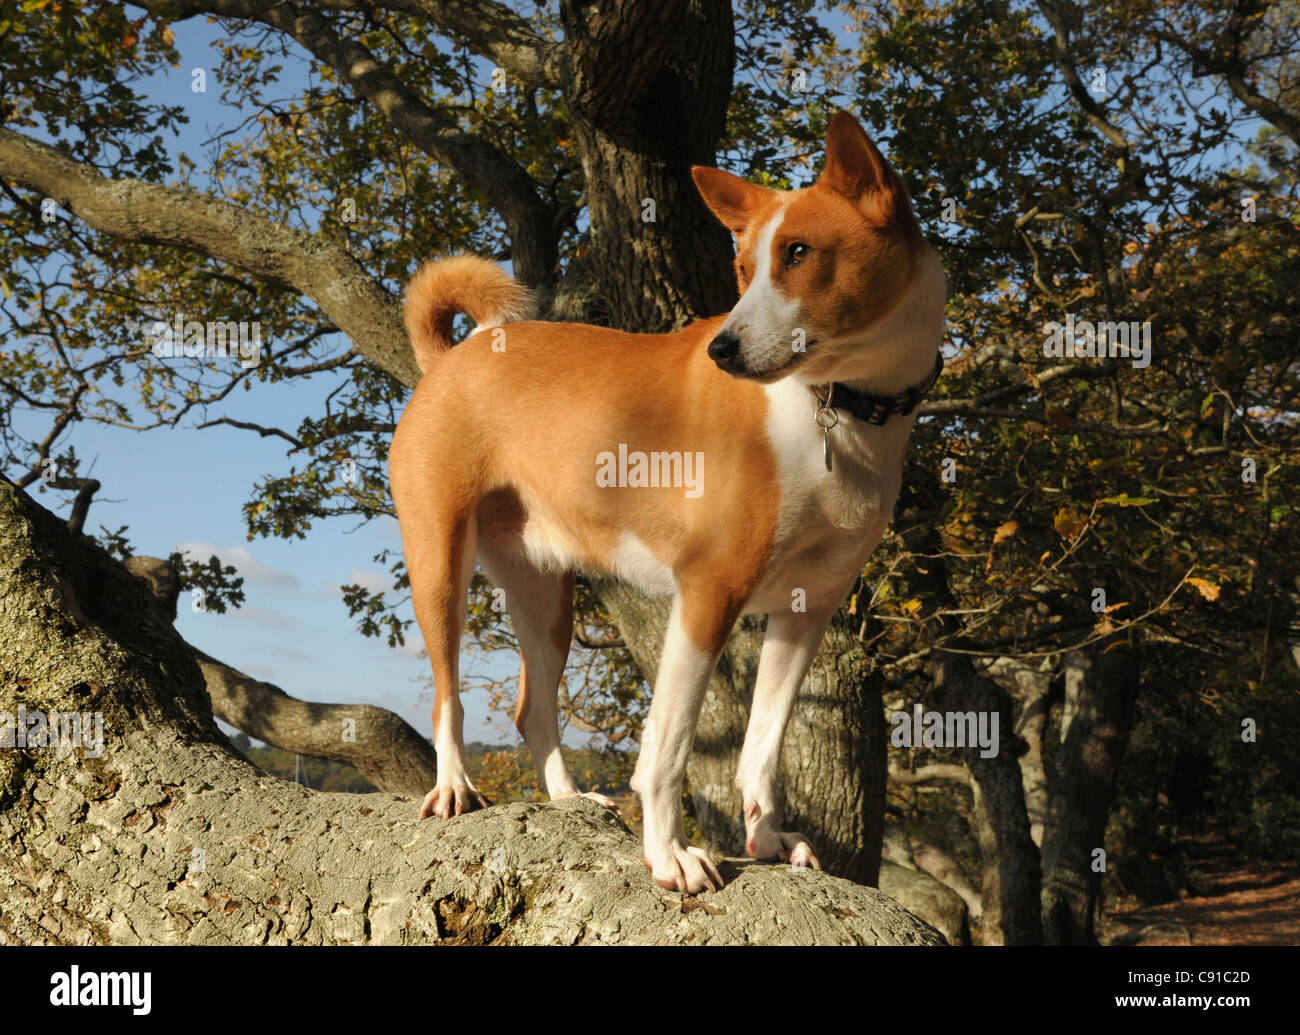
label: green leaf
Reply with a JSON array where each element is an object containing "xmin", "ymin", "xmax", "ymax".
[{"xmin": 1098, "ymin": 495, "xmax": 1158, "ymax": 507}]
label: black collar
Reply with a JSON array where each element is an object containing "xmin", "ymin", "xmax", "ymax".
[{"xmin": 813, "ymin": 351, "xmax": 944, "ymax": 426}]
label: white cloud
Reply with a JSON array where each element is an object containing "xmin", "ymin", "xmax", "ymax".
[
  {"xmin": 226, "ymin": 604, "xmax": 297, "ymax": 631},
  {"xmin": 266, "ymin": 643, "xmax": 313, "ymax": 662},
  {"xmin": 347, "ymin": 566, "xmax": 391, "ymax": 594},
  {"xmin": 174, "ymin": 542, "xmax": 302, "ymax": 590}
]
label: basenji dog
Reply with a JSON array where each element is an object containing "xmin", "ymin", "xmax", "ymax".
[{"xmin": 390, "ymin": 111, "xmax": 945, "ymax": 893}]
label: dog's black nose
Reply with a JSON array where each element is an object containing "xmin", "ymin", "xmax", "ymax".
[{"xmin": 708, "ymin": 331, "xmax": 741, "ymax": 363}]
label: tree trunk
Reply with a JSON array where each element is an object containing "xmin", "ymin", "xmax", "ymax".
[
  {"xmin": 988, "ymin": 656, "xmax": 1054, "ymax": 847},
  {"xmin": 0, "ymin": 477, "xmax": 945, "ymax": 945},
  {"xmin": 1040, "ymin": 647, "xmax": 1140, "ymax": 945},
  {"xmin": 899, "ymin": 502, "xmax": 1043, "ymax": 945},
  {"xmin": 561, "ymin": 0, "xmax": 738, "ymax": 330}
]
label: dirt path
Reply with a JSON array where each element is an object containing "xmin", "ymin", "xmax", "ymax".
[{"xmin": 1103, "ymin": 832, "xmax": 1300, "ymax": 946}]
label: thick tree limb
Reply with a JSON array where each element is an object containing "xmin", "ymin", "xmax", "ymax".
[
  {"xmin": 195, "ymin": 651, "xmax": 439, "ymax": 797},
  {"xmin": 878, "ymin": 860, "xmax": 970, "ymax": 946},
  {"xmin": 889, "ymin": 763, "xmax": 972, "ymax": 787},
  {"xmin": 0, "ymin": 127, "xmax": 420, "ymax": 386},
  {"xmin": 0, "ymin": 479, "xmax": 943, "ymax": 945},
  {"xmin": 121, "ymin": 555, "xmax": 438, "ymax": 797},
  {"xmin": 911, "ymin": 842, "xmax": 983, "ymax": 923}
]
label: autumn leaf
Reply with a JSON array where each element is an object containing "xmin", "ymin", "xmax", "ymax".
[
  {"xmin": 1186, "ymin": 577, "xmax": 1221, "ymax": 602},
  {"xmin": 1054, "ymin": 507, "xmax": 1088, "ymax": 540},
  {"xmin": 899, "ymin": 598, "xmax": 922, "ymax": 615},
  {"xmin": 1044, "ymin": 405, "xmax": 1072, "ymax": 429},
  {"xmin": 993, "ymin": 520, "xmax": 1019, "ymax": 544}
]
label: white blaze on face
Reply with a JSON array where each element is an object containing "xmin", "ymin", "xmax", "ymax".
[{"xmin": 720, "ymin": 202, "xmax": 805, "ymax": 375}]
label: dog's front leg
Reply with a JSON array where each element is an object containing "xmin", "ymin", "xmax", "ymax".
[
  {"xmin": 630, "ymin": 592, "xmax": 739, "ymax": 893},
  {"xmin": 735, "ymin": 603, "xmax": 841, "ymax": 871}
]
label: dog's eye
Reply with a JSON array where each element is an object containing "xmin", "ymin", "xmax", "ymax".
[{"xmin": 784, "ymin": 242, "xmax": 811, "ymax": 268}]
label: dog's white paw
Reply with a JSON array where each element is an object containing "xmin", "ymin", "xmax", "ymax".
[
  {"xmin": 417, "ymin": 780, "xmax": 491, "ymax": 820},
  {"xmin": 744, "ymin": 802, "xmax": 821, "ymax": 870},
  {"xmin": 554, "ymin": 789, "xmax": 624, "ymax": 818},
  {"xmin": 644, "ymin": 841, "xmax": 724, "ymax": 894}
]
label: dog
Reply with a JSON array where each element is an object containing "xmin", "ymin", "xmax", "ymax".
[{"xmin": 390, "ymin": 111, "xmax": 945, "ymax": 893}]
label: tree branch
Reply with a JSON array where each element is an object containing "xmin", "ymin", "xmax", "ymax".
[
  {"xmin": 46, "ymin": 476, "xmax": 101, "ymax": 535},
  {"xmin": 310, "ymin": 0, "xmax": 567, "ymax": 89},
  {"xmin": 1036, "ymin": 1, "xmax": 1134, "ymax": 154},
  {"xmin": 141, "ymin": 0, "xmax": 558, "ymax": 287},
  {"xmin": 196, "ymin": 417, "xmax": 306, "ymax": 450},
  {"xmin": 0, "ymin": 126, "xmax": 420, "ymax": 386},
  {"xmin": 1153, "ymin": 27, "xmax": 1300, "ymax": 148},
  {"xmin": 919, "ymin": 359, "xmax": 1117, "ymax": 417},
  {"xmin": 121, "ymin": 554, "xmax": 439, "ymax": 796},
  {"xmin": 889, "ymin": 763, "xmax": 972, "ymax": 787},
  {"xmin": 196, "ymin": 650, "xmax": 439, "ymax": 797}
]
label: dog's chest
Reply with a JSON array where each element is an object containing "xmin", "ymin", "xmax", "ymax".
[{"xmin": 751, "ymin": 381, "xmax": 910, "ymax": 605}]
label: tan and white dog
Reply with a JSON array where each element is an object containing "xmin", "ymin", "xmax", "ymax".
[{"xmin": 390, "ymin": 112, "xmax": 945, "ymax": 893}]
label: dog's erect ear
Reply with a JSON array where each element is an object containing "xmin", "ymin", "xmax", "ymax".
[
  {"xmin": 692, "ymin": 166, "xmax": 775, "ymax": 235},
  {"xmin": 818, "ymin": 111, "xmax": 907, "ymax": 224}
]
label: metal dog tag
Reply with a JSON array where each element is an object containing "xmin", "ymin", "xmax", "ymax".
[{"xmin": 815, "ymin": 403, "xmax": 839, "ymax": 473}]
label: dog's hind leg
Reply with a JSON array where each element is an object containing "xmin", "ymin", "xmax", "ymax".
[
  {"xmin": 478, "ymin": 544, "xmax": 620, "ymax": 813},
  {"xmin": 411, "ymin": 512, "xmax": 486, "ymax": 819},
  {"xmin": 390, "ymin": 427, "xmax": 488, "ymax": 820}
]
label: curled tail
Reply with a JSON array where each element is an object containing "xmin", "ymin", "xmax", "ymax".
[{"xmin": 402, "ymin": 255, "xmax": 533, "ymax": 374}]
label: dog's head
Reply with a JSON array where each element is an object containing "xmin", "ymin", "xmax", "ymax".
[{"xmin": 693, "ymin": 112, "xmax": 929, "ymax": 384}]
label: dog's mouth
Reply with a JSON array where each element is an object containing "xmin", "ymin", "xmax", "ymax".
[{"xmin": 715, "ymin": 342, "xmax": 817, "ymax": 383}]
